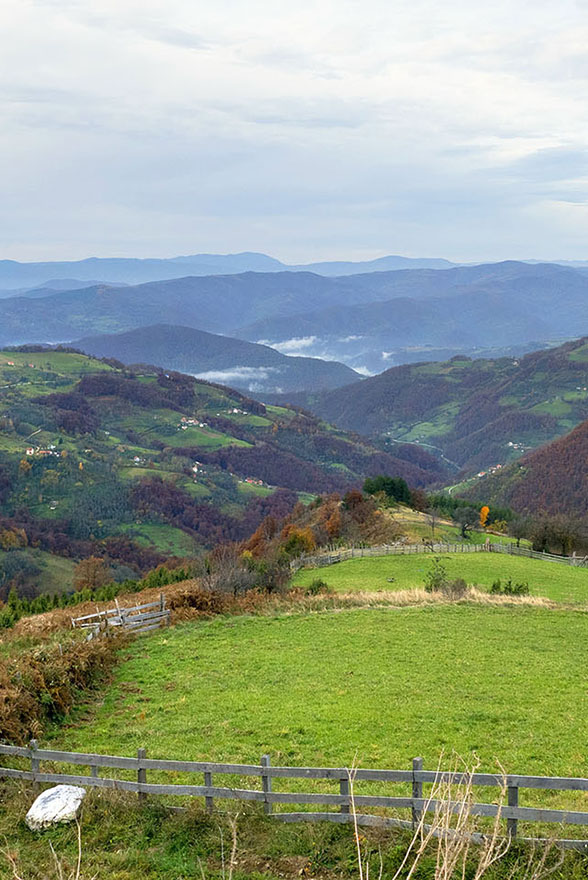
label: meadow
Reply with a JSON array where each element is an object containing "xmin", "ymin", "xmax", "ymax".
[
  {"xmin": 293, "ymin": 552, "xmax": 588, "ymax": 604},
  {"xmin": 53, "ymin": 605, "xmax": 588, "ymax": 780}
]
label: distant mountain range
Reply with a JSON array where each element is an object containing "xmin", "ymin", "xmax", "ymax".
[
  {"xmin": 278, "ymin": 337, "xmax": 588, "ymax": 475},
  {"xmin": 71, "ymin": 324, "xmax": 358, "ymax": 394},
  {"xmin": 0, "ymin": 252, "xmax": 455, "ymax": 290},
  {"xmin": 238, "ymin": 261, "xmax": 588, "ymax": 371},
  {"xmin": 0, "ymin": 262, "xmax": 586, "ymax": 375},
  {"xmin": 0, "ymin": 279, "xmax": 129, "ymax": 300}
]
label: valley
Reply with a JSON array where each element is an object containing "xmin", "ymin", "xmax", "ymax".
[
  {"xmin": 0, "ymin": 348, "xmax": 445, "ymax": 596},
  {"xmin": 286, "ymin": 338, "xmax": 588, "ymax": 474}
]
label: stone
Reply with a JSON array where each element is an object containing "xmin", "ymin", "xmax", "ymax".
[{"xmin": 25, "ymin": 785, "xmax": 86, "ymax": 831}]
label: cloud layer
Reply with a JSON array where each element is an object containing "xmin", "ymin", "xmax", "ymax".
[{"xmin": 2, "ymin": 0, "xmax": 588, "ymax": 261}]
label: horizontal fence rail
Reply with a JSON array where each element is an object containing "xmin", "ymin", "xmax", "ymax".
[
  {"xmin": 71, "ymin": 594, "xmax": 170, "ymax": 636},
  {"xmin": 291, "ymin": 542, "xmax": 588, "ymax": 571},
  {"xmin": 1, "ymin": 744, "xmax": 587, "ymax": 849}
]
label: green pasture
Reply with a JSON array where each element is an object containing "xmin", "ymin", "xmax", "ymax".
[
  {"xmin": 161, "ymin": 426, "xmax": 251, "ymax": 449},
  {"xmin": 292, "ymin": 552, "xmax": 588, "ymax": 604},
  {"xmin": 237, "ymin": 480, "xmax": 273, "ymax": 498},
  {"xmin": 52, "ymin": 606, "xmax": 588, "ymax": 784},
  {"xmin": 117, "ymin": 523, "xmax": 200, "ymax": 556},
  {"xmin": 0, "ymin": 350, "xmax": 113, "ymax": 375}
]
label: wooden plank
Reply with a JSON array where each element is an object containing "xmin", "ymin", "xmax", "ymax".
[
  {"xmin": 122, "ymin": 610, "xmax": 169, "ymax": 625},
  {"xmin": 72, "ymin": 600, "xmax": 161, "ymax": 625},
  {"xmin": 29, "ymin": 739, "xmax": 39, "ymax": 790},
  {"xmin": 0, "ymin": 744, "xmax": 30, "ymax": 757},
  {"xmin": 507, "ymin": 785, "xmax": 518, "ymax": 838},
  {"xmin": 339, "ymin": 777, "xmax": 350, "ymax": 815},
  {"xmin": 124, "ymin": 618, "xmax": 167, "ymax": 630},
  {"xmin": 414, "ymin": 771, "xmax": 588, "ymax": 791},
  {"xmin": 132, "ymin": 623, "xmax": 167, "ymax": 634},
  {"xmin": 140, "ymin": 758, "xmax": 261, "ymax": 774},
  {"xmin": 412, "ymin": 757, "xmax": 423, "ymax": 829},
  {"xmin": 138, "ymin": 748, "xmax": 147, "ymax": 803},
  {"xmin": 261, "ymin": 754, "xmax": 272, "ymax": 815},
  {"xmin": 0, "ymin": 767, "xmax": 35, "ymax": 781},
  {"xmin": 266, "ymin": 767, "xmax": 413, "ymax": 782},
  {"xmin": 18, "ymin": 749, "xmax": 139, "ymax": 769},
  {"xmin": 204, "ymin": 771, "xmax": 213, "ymax": 813},
  {"xmin": 125, "ymin": 616, "xmax": 169, "ymax": 630}
]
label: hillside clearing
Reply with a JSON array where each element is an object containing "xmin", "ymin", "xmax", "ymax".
[{"xmin": 292, "ymin": 551, "xmax": 588, "ymax": 604}]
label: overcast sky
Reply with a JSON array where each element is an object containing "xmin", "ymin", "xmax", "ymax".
[{"xmin": 2, "ymin": 0, "xmax": 588, "ymax": 263}]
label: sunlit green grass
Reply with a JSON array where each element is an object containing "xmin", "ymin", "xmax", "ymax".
[
  {"xmin": 53, "ymin": 606, "xmax": 588, "ymax": 782},
  {"xmin": 292, "ymin": 552, "xmax": 588, "ymax": 604}
]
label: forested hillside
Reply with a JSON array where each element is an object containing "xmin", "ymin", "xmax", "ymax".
[
  {"xmin": 283, "ymin": 338, "xmax": 588, "ymax": 473},
  {"xmin": 71, "ymin": 324, "xmax": 358, "ymax": 393},
  {"xmin": 0, "ymin": 348, "xmax": 445, "ymax": 598},
  {"xmin": 462, "ymin": 419, "xmax": 588, "ymax": 516}
]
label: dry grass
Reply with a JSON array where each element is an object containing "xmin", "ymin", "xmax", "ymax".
[
  {"xmin": 1, "ymin": 579, "xmax": 561, "ymax": 650},
  {"xmin": 348, "ymin": 756, "xmax": 565, "ymax": 880}
]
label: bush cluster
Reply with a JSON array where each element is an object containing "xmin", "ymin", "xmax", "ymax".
[
  {"xmin": 0, "ymin": 633, "xmax": 124, "ymax": 744},
  {"xmin": 490, "ymin": 577, "xmax": 530, "ymax": 596}
]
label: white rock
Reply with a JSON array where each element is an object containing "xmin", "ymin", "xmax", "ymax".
[{"xmin": 25, "ymin": 785, "xmax": 86, "ymax": 831}]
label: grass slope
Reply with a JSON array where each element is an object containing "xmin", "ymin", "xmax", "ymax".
[
  {"xmin": 53, "ymin": 607, "xmax": 588, "ymax": 782},
  {"xmin": 293, "ymin": 552, "xmax": 588, "ymax": 604}
]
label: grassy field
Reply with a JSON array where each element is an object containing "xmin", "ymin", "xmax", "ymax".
[
  {"xmin": 52, "ymin": 606, "xmax": 588, "ymax": 781},
  {"xmin": 117, "ymin": 523, "xmax": 200, "ymax": 556},
  {"xmin": 293, "ymin": 552, "xmax": 588, "ymax": 604}
]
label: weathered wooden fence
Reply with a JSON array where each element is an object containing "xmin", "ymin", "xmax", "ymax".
[
  {"xmin": 292, "ymin": 542, "xmax": 588, "ymax": 571},
  {"xmin": 71, "ymin": 595, "xmax": 170, "ymax": 636},
  {"xmin": 1, "ymin": 744, "xmax": 587, "ymax": 849}
]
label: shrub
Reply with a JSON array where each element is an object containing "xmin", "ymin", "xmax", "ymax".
[
  {"xmin": 423, "ymin": 557, "xmax": 449, "ymax": 592},
  {"xmin": 490, "ymin": 577, "xmax": 530, "ymax": 596},
  {"xmin": 305, "ymin": 577, "xmax": 332, "ymax": 596},
  {"xmin": 0, "ymin": 633, "xmax": 125, "ymax": 744},
  {"xmin": 442, "ymin": 577, "xmax": 469, "ymax": 599}
]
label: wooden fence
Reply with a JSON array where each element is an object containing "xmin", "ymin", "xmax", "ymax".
[
  {"xmin": 1, "ymin": 743, "xmax": 588, "ymax": 849},
  {"xmin": 292, "ymin": 542, "xmax": 588, "ymax": 571},
  {"xmin": 71, "ymin": 595, "xmax": 170, "ymax": 636}
]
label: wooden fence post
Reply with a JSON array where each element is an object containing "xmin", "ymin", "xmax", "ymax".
[
  {"xmin": 137, "ymin": 748, "xmax": 147, "ymax": 803},
  {"xmin": 507, "ymin": 784, "xmax": 519, "ymax": 839},
  {"xmin": 204, "ymin": 770, "xmax": 214, "ymax": 814},
  {"xmin": 29, "ymin": 739, "xmax": 39, "ymax": 791},
  {"xmin": 261, "ymin": 754, "xmax": 272, "ymax": 815},
  {"xmin": 340, "ymin": 776, "xmax": 350, "ymax": 814},
  {"xmin": 412, "ymin": 757, "xmax": 423, "ymax": 830}
]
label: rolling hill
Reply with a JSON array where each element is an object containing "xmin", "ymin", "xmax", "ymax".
[
  {"xmin": 71, "ymin": 324, "xmax": 359, "ymax": 394},
  {"xmin": 0, "ymin": 348, "xmax": 446, "ymax": 594},
  {"xmin": 461, "ymin": 418, "xmax": 588, "ymax": 516},
  {"xmin": 280, "ymin": 337, "xmax": 588, "ymax": 474}
]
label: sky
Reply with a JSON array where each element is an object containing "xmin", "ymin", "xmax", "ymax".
[{"xmin": 2, "ymin": 0, "xmax": 588, "ymax": 263}]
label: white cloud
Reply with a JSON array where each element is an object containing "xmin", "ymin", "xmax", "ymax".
[
  {"xmin": 258, "ymin": 336, "xmax": 319, "ymax": 355},
  {"xmin": 2, "ymin": 0, "xmax": 588, "ymax": 260},
  {"xmin": 194, "ymin": 366, "xmax": 280, "ymax": 386}
]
